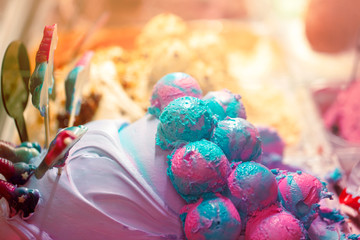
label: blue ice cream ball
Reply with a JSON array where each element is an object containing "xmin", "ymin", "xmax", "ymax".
[
  {"xmin": 210, "ymin": 118, "xmax": 262, "ymax": 163},
  {"xmin": 156, "ymin": 96, "xmax": 215, "ymax": 150},
  {"xmin": 203, "ymin": 89, "xmax": 246, "ymax": 120}
]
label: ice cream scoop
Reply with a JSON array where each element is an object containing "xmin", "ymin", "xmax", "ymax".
[
  {"xmin": 181, "ymin": 193, "xmax": 241, "ymax": 240},
  {"xmin": 277, "ymin": 171, "xmax": 331, "ymax": 227},
  {"xmin": 156, "ymin": 96, "xmax": 214, "ymax": 150},
  {"xmin": 245, "ymin": 205, "xmax": 306, "ymax": 240},
  {"xmin": 227, "ymin": 162, "xmax": 278, "ymax": 217},
  {"xmin": 210, "ymin": 118, "xmax": 262, "ymax": 162},
  {"xmin": 167, "ymin": 139, "xmax": 230, "ymax": 203},
  {"xmin": 307, "ymin": 206, "xmax": 352, "ymax": 240},
  {"xmin": 149, "ymin": 72, "xmax": 202, "ymax": 117},
  {"xmin": 203, "ymin": 89, "xmax": 246, "ymax": 120}
]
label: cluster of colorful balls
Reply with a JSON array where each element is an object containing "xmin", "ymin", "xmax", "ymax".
[{"xmin": 149, "ymin": 72, "xmax": 350, "ymax": 240}]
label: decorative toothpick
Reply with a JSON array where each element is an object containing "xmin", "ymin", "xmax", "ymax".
[
  {"xmin": 65, "ymin": 51, "xmax": 94, "ymax": 127},
  {"xmin": 29, "ymin": 24, "xmax": 58, "ymax": 148}
]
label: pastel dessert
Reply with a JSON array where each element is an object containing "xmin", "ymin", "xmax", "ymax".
[
  {"xmin": 203, "ymin": 89, "xmax": 246, "ymax": 120},
  {"xmin": 324, "ymin": 80, "xmax": 360, "ymax": 144},
  {"xmin": 227, "ymin": 162, "xmax": 279, "ymax": 216},
  {"xmin": 245, "ymin": 205, "xmax": 306, "ymax": 240},
  {"xmin": 307, "ymin": 207, "xmax": 348, "ymax": 240},
  {"xmin": 277, "ymin": 171, "xmax": 331, "ymax": 228},
  {"xmin": 167, "ymin": 139, "xmax": 230, "ymax": 202},
  {"xmin": 180, "ymin": 193, "xmax": 242, "ymax": 240},
  {"xmin": 0, "ymin": 71, "xmax": 357, "ymax": 239},
  {"xmin": 210, "ymin": 118, "xmax": 262, "ymax": 162},
  {"xmin": 156, "ymin": 96, "xmax": 214, "ymax": 150},
  {"xmin": 149, "ymin": 72, "xmax": 203, "ymax": 117}
]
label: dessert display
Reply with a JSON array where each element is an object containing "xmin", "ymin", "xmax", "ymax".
[
  {"xmin": 1, "ymin": 4, "xmax": 359, "ymax": 238},
  {"xmin": 20, "ymin": 13, "xmax": 301, "ymax": 149},
  {"xmin": 0, "ymin": 60, "xmax": 358, "ymax": 239}
]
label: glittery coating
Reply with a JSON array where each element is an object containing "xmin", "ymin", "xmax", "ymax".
[
  {"xmin": 227, "ymin": 162, "xmax": 278, "ymax": 215},
  {"xmin": 167, "ymin": 139, "xmax": 231, "ymax": 202},
  {"xmin": 245, "ymin": 205, "xmax": 306, "ymax": 240},
  {"xmin": 203, "ymin": 89, "xmax": 246, "ymax": 120},
  {"xmin": 149, "ymin": 72, "xmax": 202, "ymax": 117},
  {"xmin": 156, "ymin": 96, "xmax": 214, "ymax": 150},
  {"xmin": 181, "ymin": 193, "xmax": 241, "ymax": 240},
  {"xmin": 210, "ymin": 118, "xmax": 262, "ymax": 162},
  {"xmin": 277, "ymin": 171, "xmax": 325, "ymax": 226}
]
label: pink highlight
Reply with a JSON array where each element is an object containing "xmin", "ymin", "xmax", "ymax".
[
  {"xmin": 190, "ymin": 115, "xmax": 205, "ymax": 131},
  {"xmin": 171, "ymin": 149, "xmax": 225, "ymax": 182},
  {"xmin": 246, "ymin": 205, "xmax": 304, "ymax": 240},
  {"xmin": 227, "ymin": 169, "xmax": 242, "ymax": 198},
  {"xmin": 156, "ymin": 85, "xmax": 184, "ymax": 109},
  {"xmin": 75, "ymin": 51, "xmax": 94, "ymax": 67},
  {"xmin": 173, "ymin": 76, "xmax": 201, "ymax": 96}
]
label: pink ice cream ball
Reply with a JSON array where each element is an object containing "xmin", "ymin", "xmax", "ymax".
[
  {"xmin": 245, "ymin": 205, "xmax": 306, "ymax": 240},
  {"xmin": 278, "ymin": 171, "xmax": 323, "ymax": 214},
  {"xmin": 182, "ymin": 193, "xmax": 242, "ymax": 240},
  {"xmin": 171, "ymin": 148, "xmax": 229, "ymax": 182},
  {"xmin": 168, "ymin": 140, "xmax": 231, "ymax": 202},
  {"xmin": 227, "ymin": 162, "xmax": 278, "ymax": 215},
  {"xmin": 149, "ymin": 72, "xmax": 203, "ymax": 116}
]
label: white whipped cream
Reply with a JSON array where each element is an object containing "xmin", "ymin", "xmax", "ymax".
[{"xmin": 0, "ymin": 115, "xmax": 185, "ymax": 239}]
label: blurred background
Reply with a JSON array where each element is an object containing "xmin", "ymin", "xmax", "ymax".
[{"xmin": 0, "ymin": 0, "xmax": 359, "ymax": 165}]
